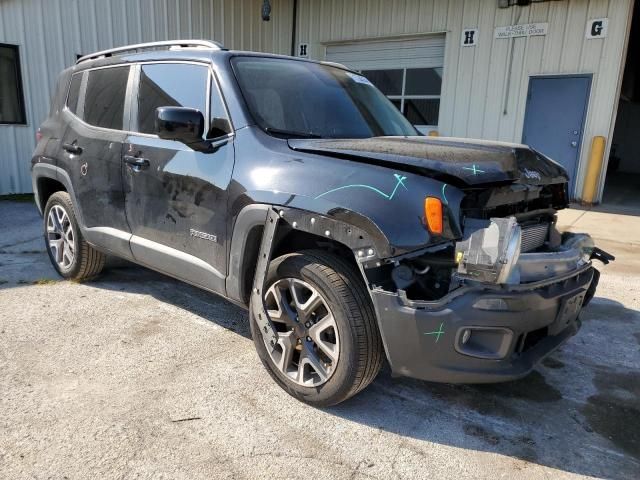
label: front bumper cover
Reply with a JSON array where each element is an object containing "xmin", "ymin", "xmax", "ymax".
[{"xmin": 372, "ymin": 264, "xmax": 596, "ymax": 383}]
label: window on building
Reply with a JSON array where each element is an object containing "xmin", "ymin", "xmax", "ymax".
[
  {"xmin": 361, "ymin": 67, "xmax": 442, "ymax": 132},
  {"xmin": 137, "ymin": 63, "xmax": 208, "ymax": 135},
  {"xmin": 0, "ymin": 44, "xmax": 27, "ymax": 125},
  {"xmin": 83, "ymin": 66, "xmax": 130, "ymax": 130}
]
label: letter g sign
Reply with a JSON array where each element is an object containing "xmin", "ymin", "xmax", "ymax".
[{"xmin": 586, "ymin": 18, "xmax": 608, "ymax": 39}]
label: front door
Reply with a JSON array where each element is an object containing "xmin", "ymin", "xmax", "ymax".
[
  {"xmin": 522, "ymin": 75, "xmax": 592, "ymax": 197},
  {"xmin": 123, "ymin": 62, "xmax": 235, "ymax": 294}
]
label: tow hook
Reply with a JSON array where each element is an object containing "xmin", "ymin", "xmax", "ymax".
[{"xmin": 590, "ymin": 247, "xmax": 615, "ymax": 265}]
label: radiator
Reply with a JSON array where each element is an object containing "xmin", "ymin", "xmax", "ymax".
[{"xmin": 520, "ymin": 223, "xmax": 549, "ymax": 253}]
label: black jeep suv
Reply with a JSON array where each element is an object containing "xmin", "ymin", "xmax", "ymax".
[{"xmin": 32, "ymin": 40, "xmax": 612, "ymax": 406}]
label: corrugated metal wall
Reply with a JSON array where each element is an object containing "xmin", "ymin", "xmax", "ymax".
[
  {"xmin": 297, "ymin": 0, "xmax": 633, "ymax": 200},
  {"xmin": 0, "ymin": 0, "xmax": 634, "ymax": 200},
  {"xmin": 0, "ymin": 0, "xmax": 293, "ymax": 194}
]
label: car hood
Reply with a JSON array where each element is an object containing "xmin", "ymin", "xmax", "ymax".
[{"xmin": 287, "ymin": 136, "xmax": 568, "ymax": 187}]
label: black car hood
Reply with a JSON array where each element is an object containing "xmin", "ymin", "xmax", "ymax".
[{"xmin": 288, "ymin": 136, "xmax": 568, "ymax": 187}]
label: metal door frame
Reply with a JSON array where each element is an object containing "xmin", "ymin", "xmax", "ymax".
[{"xmin": 522, "ymin": 73, "xmax": 593, "ymax": 198}]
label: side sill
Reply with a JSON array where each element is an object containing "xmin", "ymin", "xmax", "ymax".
[{"xmin": 130, "ymin": 235, "xmax": 225, "ymax": 294}]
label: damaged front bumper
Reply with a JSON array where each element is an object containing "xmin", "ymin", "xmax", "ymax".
[
  {"xmin": 371, "ymin": 228, "xmax": 611, "ymax": 384},
  {"xmin": 372, "ymin": 264, "xmax": 597, "ymax": 383}
]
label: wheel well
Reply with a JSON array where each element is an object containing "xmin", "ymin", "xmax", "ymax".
[
  {"xmin": 36, "ymin": 177, "xmax": 66, "ymax": 211},
  {"xmin": 239, "ymin": 226, "xmax": 359, "ymax": 304}
]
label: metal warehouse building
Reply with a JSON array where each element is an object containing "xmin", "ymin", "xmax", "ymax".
[{"xmin": 0, "ymin": 0, "xmax": 638, "ymax": 207}]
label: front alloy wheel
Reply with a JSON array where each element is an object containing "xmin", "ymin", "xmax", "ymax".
[
  {"xmin": 250, "ymin": 250, "xmax": 384, "ymax": 406},
  {"xmin": 263, "ymin": 278, "xmax": 340, "ymax": 387}
]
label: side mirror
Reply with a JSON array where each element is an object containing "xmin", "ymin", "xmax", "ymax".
[
  {"xmin": 155, "ymin": 107, "xmax": 204, "ymax": 144},
  {"xmin": 207, "ymin": 117, "xmax": 232, "ymax": 138}
]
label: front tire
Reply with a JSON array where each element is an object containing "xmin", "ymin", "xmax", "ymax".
[
  {"xmin": 250, "ymin": 250, "xmax": 383, "ymax": 406},
  {"xmin": 44, "ymin": 191, "xmax": 105, "ymax": 280}
]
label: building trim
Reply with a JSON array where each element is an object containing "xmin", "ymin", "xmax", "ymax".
[{"xmin": 321, "ymin": 31, "xmax": 449, "ymax": 46}]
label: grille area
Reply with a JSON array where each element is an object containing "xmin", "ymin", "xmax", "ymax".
[{"xmin": 520, "ymin": 223, "xmax": 549, "ymax": 253}]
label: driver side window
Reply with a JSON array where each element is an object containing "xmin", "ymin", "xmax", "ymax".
[{"xmin": 136, "ymin": 63, "xmax": 208, "ymax": 135}]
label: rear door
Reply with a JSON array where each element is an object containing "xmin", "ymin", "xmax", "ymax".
[
  {"xmin": 122, "ymin": 62, "xmax": 234, "ymax": 294},
  {"xmin": 57, "ymin": 65, "xmax": 133, "ymax": 258}
]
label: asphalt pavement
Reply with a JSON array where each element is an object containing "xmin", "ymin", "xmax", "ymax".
[{"xmin": 0, "ymin": 199, "xmax": 638, "ymax": 479}]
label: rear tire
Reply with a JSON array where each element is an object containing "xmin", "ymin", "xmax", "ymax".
[
  {"xmin": 44, "ymin": 191, "xmax": 105, "ymax": 280},
  {"xmin": 250, "ymin": 250, "xmax": 383, "ymax": 406}
]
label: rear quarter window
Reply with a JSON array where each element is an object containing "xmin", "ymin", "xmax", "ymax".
[
  {"xmin": 83, "ymin": 66, "xmax": 130, "ymax": 130},
  {"xmin": 66, "ymin": 73, "xmax": 83, "ymax": 116}
]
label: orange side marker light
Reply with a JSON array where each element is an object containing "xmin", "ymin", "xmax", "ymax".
[{"xmin": 424, "ymin": 197, "xmax": 443, "ymax": 235}]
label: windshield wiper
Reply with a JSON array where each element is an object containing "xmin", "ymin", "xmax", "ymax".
[{"xmin": 264, "ymin": 127, "xmax": 322, "ymax": 139}]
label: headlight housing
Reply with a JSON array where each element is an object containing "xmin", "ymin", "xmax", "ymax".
[{"xmin": 455, "ymin": 217, "xmax": 522, "ymax": 284}]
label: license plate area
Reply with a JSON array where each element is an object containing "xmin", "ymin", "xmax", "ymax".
[{"xmin": 550, "ymin": 292, "xmax": 586, "ymax": 335}]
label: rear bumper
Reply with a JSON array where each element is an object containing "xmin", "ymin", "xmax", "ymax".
[{"xmin": 372, "ymin": 265, "xmax": 596, "ymax": 383}]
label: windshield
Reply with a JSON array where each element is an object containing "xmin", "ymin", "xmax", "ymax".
[{"xmin": 231, "ymin": 56, "xmax": 419, "ymax": 139}]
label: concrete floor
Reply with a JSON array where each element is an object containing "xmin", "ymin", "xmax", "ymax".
[
  {"xmin": 0, "ymin": 200, "xmax": 639, "ymax": 479},
  {"xmin": 600, "ymin": 171, "xmax": 640, "ymax": 214}
]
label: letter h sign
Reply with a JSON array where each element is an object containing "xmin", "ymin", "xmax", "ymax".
[{"xmin": 462, "ymin": 29, "xmax": 478, "ymax": 47}]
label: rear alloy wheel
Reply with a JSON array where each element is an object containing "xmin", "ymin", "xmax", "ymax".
[
  {"xmin": 43, "ymin": 191, "xmax": 106, "ymax": 280},
  {"xmin": 250, "ymin": 250, "xmax": 384, "ymax": 406},
  {"xmin": 47, "ymin": 204, "xmax": 76, "ymax": 269}
]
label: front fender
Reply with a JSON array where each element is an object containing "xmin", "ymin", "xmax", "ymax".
[
  {"xmin": 231, "ymin": 129, "xmax": 465, "ymax": 259},
  {"xmin": 225, "ymin": 202, "xmax": 384, "ymax": 305}
]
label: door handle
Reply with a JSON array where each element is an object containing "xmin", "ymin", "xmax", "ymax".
[
  {"xmin": 62, "ymin": 142, "xmax": 83, "ymax": 155},
  {"xmin": 124, "ymin": 155, "xmax": 150, "ymax": 172}
]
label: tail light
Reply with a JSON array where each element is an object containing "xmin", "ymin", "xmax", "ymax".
[
  {"xmin": 35, "ymin": 129, "xmax": 43, "ymax": 143},
  {"xmin": 424, "ymin": 197, "xmax": 443, "ymax": 235}
]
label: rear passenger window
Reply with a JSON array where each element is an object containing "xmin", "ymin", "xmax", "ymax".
[
  {"xmin": 66, "ymin": 73, "xmax": 83, "ymax": 115},
  {"xmin": 83, "ymin": 66, "xmax": 130, "ymax": 130},
  {"xmin": 137, "ymin": 63, "xmax": 208, "ymax": 135}
]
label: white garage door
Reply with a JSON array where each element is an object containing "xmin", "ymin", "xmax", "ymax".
[{"xmin": 325, "ymin": 35, "xmax": 445, "ymax": 132}]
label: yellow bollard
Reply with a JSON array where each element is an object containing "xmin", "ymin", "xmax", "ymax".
[{"xmin": 581, "ymin": 136, "xmax": 606, "ymax": 205}]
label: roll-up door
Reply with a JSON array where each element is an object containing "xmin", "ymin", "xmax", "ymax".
[{"xmin": 326, "ymin": 35, "xmax": 445, "ymax": 133}]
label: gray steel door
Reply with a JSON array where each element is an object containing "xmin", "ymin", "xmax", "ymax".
[{"xmin": 522, "ymin": 75, "xmax": 592, "ymax": 197}]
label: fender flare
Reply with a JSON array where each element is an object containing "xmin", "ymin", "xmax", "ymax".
[
  {"xmin": 31, "ymin": 162, "xmax": 86, "ymax": 229},
  {"xmin": 225, "ymin": 203, "xmax": 389, "ymax": 305}
]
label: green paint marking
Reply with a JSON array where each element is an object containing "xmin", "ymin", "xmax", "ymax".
[
  {"xmin": 315, "ymin": 173, "xmax": 408, "ymax": 200},
  {"xmin": 424, "ymin": 322, "xmax": 445, "ymax": 343},
  {"xmin": 462, "ymin": 164, "xmax": 486, "ymax": 175}
]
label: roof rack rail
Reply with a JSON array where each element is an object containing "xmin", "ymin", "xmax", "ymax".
[
  {"xmin": 76, "ymin": 39, "xmax": 224, "ymax": 64},
  {"xmin": 320, "ymin": 60, "xmax": 350, "ymax": 71}
]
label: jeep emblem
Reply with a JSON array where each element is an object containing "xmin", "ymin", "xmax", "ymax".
[{"xmin": 523, "ymin": 168, "xmax": 541, "ymax": 180}]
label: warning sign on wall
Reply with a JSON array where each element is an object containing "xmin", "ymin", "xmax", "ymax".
[{"xmin": 495, "ymin": 23, "xmax": 548, "ymax": 39}]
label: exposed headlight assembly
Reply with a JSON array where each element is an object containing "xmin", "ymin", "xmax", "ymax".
[{"xmin": 455, "ymin": 217, "xmax": 522, "ymax": 284}]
